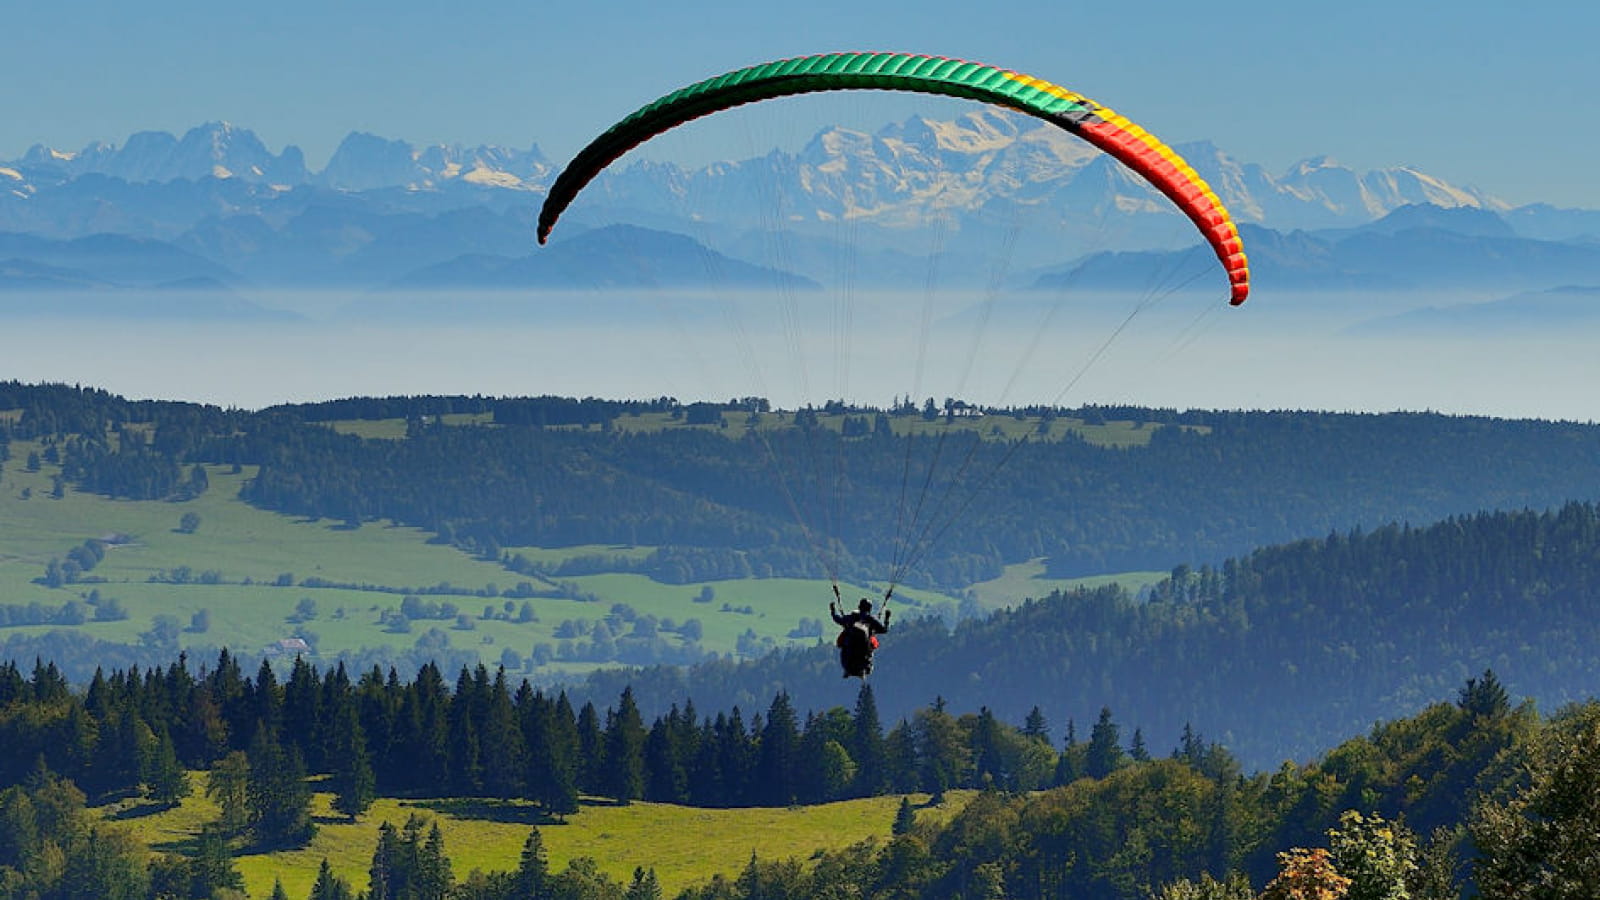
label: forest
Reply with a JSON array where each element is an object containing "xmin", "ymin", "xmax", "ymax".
[
  {"xmin": 566, "ymin": 500, "xmax": 1600, "ymax": 767},
  {"xmin": 6, "ymin": 381, "xmax": 1600, "ymax": 588},
  {"xmin": 9, "ymin": 381, "xmax": 1600, "ymax": 764},
  {"xmin": 0, "ymin": 651, "xmax": 1596, "ymax": 900}
]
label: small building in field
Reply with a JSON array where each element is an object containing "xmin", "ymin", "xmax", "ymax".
[{"xmin": 268, "ymin": 637, "xmax": 311, "ymax": 656}]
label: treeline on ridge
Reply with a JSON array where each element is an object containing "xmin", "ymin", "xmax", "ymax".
[
  {"xmin": 7, "ymin": 381, "xmax": 1600, "ymax": 587},
  {"xmin": 568, "ymin": 501, "xmax": 1600, "ymax": 767},
  {"xmin": 3, "ymin": 649, "xmax": 1595, "ymax": 900}
]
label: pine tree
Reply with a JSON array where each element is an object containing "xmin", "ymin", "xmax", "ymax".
[
  {"xmin": 644, "ymin": 714, "xmax": 688, "ymax": 803},
  {"xmin": 513, "ymin": 828, "xmax": 550, "ymax": 899},
  {"xmin": 1459, "ymin": 668, "xmax": 1511, "ymax": 719},
  {"xmin": 417, "ymin": 821, "xmax": 453, "ymax": 900},
  {"xmin": 368, "ymin": 821, "xmax": 400, "ymax": 900},
  {"xmin": 1055, "ymin": 719, "xmax": 1086, "ymax": 786},
  {"xmin": 757, "ymin": 692, "xmax": 800, "ymax": 806},
  {"xmin": 207, "ymin": 750, "xmax": 251, "ymax": 834},
  {"xmin": 188, "ymin": 825, "xmax": 244, "ymax": 898},
  {"xmin": 527, "ymin": 692, "xmax": 580, "ymax": 817},
  {"xmin": 329, "ymin": 701, "xmax": 375, "ymax": 821},
  {"xmin": 626, "ymin": 866, "xmax": 663, "ymax": 900},
  {"xmin": 282, "ymin": 656, "xmax": 324, "ymax": 771},
  {"xmin": 576, "ymin": 701, "xmax": 606, "ymax": 795},
  {"xmin": 851, "ymin": 684, "xmax": 888, "ymax": 796},
  {"xmin": 246, "ymin": 725, "xmax": 315, "ymax": 847},
  {"xmin": 480, "ymin": 669, "xmax": 525, "ymax": 799},
  {"xmin": 1130, "ymin": 727, "xmax": 1151, "ymax": 762},
  {"xmin": 308, "ymin": 851, "xmax": 353, "ymax": 896},
  {"xmin": 141, "ymin": 724, "xmax": 190, "ymax": 805},
  {"xmin": 892, "ymin": 796, "xmax": 917, "ymax": 835},
  {"xmin": 1023, "ymin": 706, "xmax": 1051, "ymax": 745},
  {"xmin": 1087, "ymin": 707, "xmax": 1124, "ymax": 779},
  {"xmin": 603, "ymin": 688, "xmax": 646, "ymax": 803},
  {"xmin": 971, "ymin": 707, "xmax": 1007, "ymax": 789}
]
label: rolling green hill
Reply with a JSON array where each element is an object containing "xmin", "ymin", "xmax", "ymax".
[
  {"xmin": 0, "ymin": 439, "xmax": 1022, "ymax": 676},
  {"xmin": 98, "ymin": 787, "xmax": 973, "ymax": 898}
]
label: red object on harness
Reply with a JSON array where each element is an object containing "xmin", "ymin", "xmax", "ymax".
[{"xmin": 836, "ymin": 629, "xmax": 880, "ymax": 650}]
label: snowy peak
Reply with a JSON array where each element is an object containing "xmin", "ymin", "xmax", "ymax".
[
  {"xmin": 12, "ymin": 123, "xmax": 307, "ymax": 185},
  {"xmin": 318, "ymin": 132, "xmax": 550, "ymax": 191}
]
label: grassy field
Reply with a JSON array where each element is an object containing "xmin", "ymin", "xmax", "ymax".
[
  {"xmin": 98, "ymin": 787, "xmax": 974, "ymax": 898},
  {"xmin": 0, "ymin": 443, "xmax": 938, "ymax": 669},
  {"xmin": 0, "ymin": 433, "xmax": 1152, "ymax": 670},
  {"xmin": 968, "ymin": 558, "xmax": 1166, "ymax": 610}
]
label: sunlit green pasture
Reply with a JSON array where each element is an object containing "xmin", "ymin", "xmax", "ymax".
[
  {"xmin": 1, "ymin": 434, "xmax": 1153, "ymax": 670},
  {"xmin": 322, "ymin": 412, "xmax": 495, "ymax": 439},
  {"xmin": 99, "ymin": 787, "xmax": 974, "ymax": 899},
  {"xmin": 969, "ymin": 558, "xmax": 1166, "ymax": 610},
  {"xmin": 0, "ymin": 447, "xmax": 929, "ymax": 666}
]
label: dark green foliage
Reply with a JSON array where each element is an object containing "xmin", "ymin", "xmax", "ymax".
[
  {"xmin": 368, "ymin": 815, "xmax": 453, "ymax": 900},
  {"xmin": 1471, "ymin": 702, "xmax": 1600, "ymax": 899},
  {"xmin": 0, "ymin": 647, "xmax": 1592, "ymax": 900},
  {"xmin": 187, "ymin": 825, "xmax": 245, "ymax": 898},
  {"xmin": 246, "ymin": 725, "xmax": 315, "ymax": 847},
  {"xmin": 571, "ymin": 500, "xmax": 1600, "ymax": 768},
  {"xmin": 312, "ymin": 862, "xmax": 356, "ymax": 900},
  {"xmin": 893, "ymin": 796, "xmax": 917, "ymax": 835},
  {"xmin": 513, "ymin": 828, "xmax": 550, "ymax": 899},
  {"xmin": 0, "ymin": 764, "xmax": 150, "ymax": 900},
  {"xmin": 603, "ymin": 687, "xmax": 647, "ymax": 804},
  {"xmin": 139, "ymin": 722, "xmax": 189, "ymax": 804},
  {"xmin": 329, "ymin": 698, "xmax": 376, "ymax": 820},
  {"xmin": 1086, "ymin": 708, "xmax": 1124, "ymax": 779},
  {"xmin": 756, "ymin": 692, "xmax": 800, "ymax": 806},
  {"xmin": 14, "ymin": 381, "xmax": 1600, "ymax": 594}
]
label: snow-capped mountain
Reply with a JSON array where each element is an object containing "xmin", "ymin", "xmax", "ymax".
[
  {"xmin": 13, "ymin": 122, "xmax": 308, "ymax": 186},
  {"xmin": 316, "ymin": 132, "xmax": 550, "ymax": 191},
  {"xmin": 2, "ymin": 114, "xmax": 1598, "ymax": 295},
  {"xmin": 4, "ymin": 113, "xmax": 1517, "ymax": 236}
]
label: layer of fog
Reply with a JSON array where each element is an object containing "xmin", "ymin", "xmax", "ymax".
[{"xmin": 2, "ymin": 287, "xmax": 1595, "ymax": 423}]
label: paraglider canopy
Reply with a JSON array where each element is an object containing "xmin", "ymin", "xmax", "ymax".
[{"xmin": 537, "ymin": 51, "xmax": 1250, "ymax": 305}]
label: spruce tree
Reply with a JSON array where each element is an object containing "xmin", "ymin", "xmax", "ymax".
[
  {"xmin": 576, "ymin": 701, "xmax": 605, "ymax": 795},
  {"xmin": 851, "ymin": 684, "xmax": 888, "ymax": 796},
  {"xmin": 308, "ymin": 851, "xmax": 353, "ymax": 896},
  {"xmin": 368, "ymin": 821, "xmax": 399, "ymax": 900},
  {"xmin": 1130, "ymin": 727, "xmax": 1151, "ymax": 762},
  {"xmin": 418, "ymin": 821, "xmax": 453, "ymax": 900},
  {"xmin": 513, "ymin": 828, "xmax": 550, "ymax": 899},
  {"xmin": 480, "ymin": 669, "xmax": 525, "ymax": 799},
  {"xmin": 329, "ymin": 701, "xmax": 376, "ymax": 821},
  {"xmin": 757, "ymin": 692, "xmax": 800, "ymax": 806},
  {"xmin": 188, "ymin": 825, "xmax": 244, "ymax": 898},
  {"xmin": 246, "ymin": 725, "xmax": 315, "ymax": 847},
  {"xmin": 602, "ymin": 688, "xmax": 646, "ymax": 803},
  {"xmin": 1087, "ymin": 707, "xmax": 1124, "ymax": 779},
  {"xmin": 626, "ymin": 866, "xmax": 663, "ymax": 900},
  {"xmin": 892, "ymin": 796, "xmax": 917, "ymax": 836},
  {"xmin": 207, "ymin": 750, "xmax": 251, "ymax": 834},
  {"xmin": 142, "ymin": 724, "xmax": 190, "ymax": 805}
]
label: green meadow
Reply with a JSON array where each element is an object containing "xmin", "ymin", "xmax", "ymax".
[
  {"xmin": 1, "ymin": 431, "xmax": 1143, "ymax": 669},
  {"xmin": 98, "ymin": 787, "xmax": 974, "ymax": 898}
]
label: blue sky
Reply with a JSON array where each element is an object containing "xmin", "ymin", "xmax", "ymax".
[{"xmin": 3, "ymin": 0, "xmax": 1595, "ymax": 207}]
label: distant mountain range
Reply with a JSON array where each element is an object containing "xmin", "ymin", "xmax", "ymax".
[{"xmin": 4, "ymin": 117, "xmax": 1600, "ymax": 309}]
